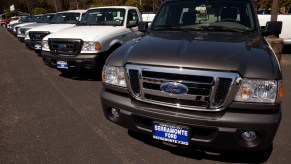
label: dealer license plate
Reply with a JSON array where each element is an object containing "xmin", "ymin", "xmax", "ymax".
[
  {"xmin": 153, "ymin": 122, "xmax": 189, "ymax": 145},
  {"xmin": 34, "ymin": 44, "xmax": 42, "ymax": 50},
  {"xmin": 57, "ymin": 61, "xmax": 68, "ymax": 69}
]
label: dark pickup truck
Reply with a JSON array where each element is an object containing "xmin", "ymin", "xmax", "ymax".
[{"xmin": 101, "ymin": 0, "xmax": 283, "ymax": 153}]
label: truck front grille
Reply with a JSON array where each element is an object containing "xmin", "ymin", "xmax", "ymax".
[
  {"xmin": 20, "ymin": 28, "xmax": 29, "ymax": 35},
  {"xmin": 126, "ymin": 64, "xmax": 239, "ymax": 111},
  {"xmin": 29, "ymin": 31, "xmax": 50, "ymax": 41},
  {"xmin": 48, "ymin": 39, "xmax": 83, "ymax": 55}
]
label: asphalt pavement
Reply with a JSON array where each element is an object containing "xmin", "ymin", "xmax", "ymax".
[{"xmin": 1, "ymin": 27, "xmax": 291, "ymax": 164}]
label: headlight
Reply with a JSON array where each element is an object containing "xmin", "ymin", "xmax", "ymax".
[
  {"xmin": 25, "ymin": 31, "xmax": 30, "ymax": 39},
  {"xmin": 82, "ymin": 41, "xmax": 101, "ymax": 51},
  {"xmin": 42, "ymin": 40, "xmax": 49, "ymax": 49},
  {"xmin": 17, "ymin": 28, "xmax": 21, "ymax": 35},
  {"xmin": 102, "ymin": 65, "xmax": 127, "ymax": 87},
  {"xmin": 235, "ymin": 79, "xmax": 280, "ymax": 103}
]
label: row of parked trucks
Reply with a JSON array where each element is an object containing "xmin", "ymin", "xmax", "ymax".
[{"xmin": 3, "ymin": 0, "xmax": 285, "ymax": 157}]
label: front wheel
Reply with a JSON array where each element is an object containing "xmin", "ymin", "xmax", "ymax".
[
  {"xmin": 1, "ymin": 23, "xmax": 7, "ymax": 28},
  {"xmin": 35, "ymin": 50, "xmax": 42, "ymax": 56},
  {"xmin": 57, "ymin": 69, "xmax": 72, "ymax": 76},
  {"xmin": 240, "ymin": 144, "xmax": 273, "ymax": 162}
]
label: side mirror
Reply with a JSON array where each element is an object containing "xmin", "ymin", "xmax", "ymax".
[
  {"xmin": 127, "ymin": 20, "xmax": 138, "ymax": 28},
  {"xmin": 262, "ymin": 21, "xmax": 282, "ymax": 36},
  {"xmin": 138, "ymin": 21, "xmax": 148, "ymax": 32}
]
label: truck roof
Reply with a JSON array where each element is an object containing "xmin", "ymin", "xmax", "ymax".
[
  {"xmin": 57, "ymin": 10, "xmax": 87, "ymax": 13},
  {"xmin": 88, "ymin": 6, "xmax": 138, "ymax": 10}
]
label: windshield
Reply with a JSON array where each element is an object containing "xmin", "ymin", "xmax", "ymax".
[
  {"xmin": 31, "ymin": 15, "xmax": 42, "ymax": 22},
  {"xmin": 51, "ymin": 12, "xmax": 80, "ymax": 24},
  {"xmin": 80, "ymin": 8, "xmax": 125, "ymax": 26},
  {"xmin": 22, "ymin": 16, "xmax": 34, "ymax": 23},
  {"xmin": 151, "ymin": 0, "xmax": 255, "ymax": 33},
  {"xmin": 38, "ymin": 14, "xmax": 55, "ymax": 23},
  {"xmin": 18, "ymin": 17, "xmax": 26, "ymax": 23}
]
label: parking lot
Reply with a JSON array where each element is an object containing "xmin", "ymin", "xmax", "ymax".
[{"xmin": 1, "ymin": 27, "xmax": 291, "ymax": 163}]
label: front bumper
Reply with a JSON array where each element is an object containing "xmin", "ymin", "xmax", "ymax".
[
  {"xmin": 17, "ymin": 35, "xmax": 25, "ymax": 41},
  {"xmin": 101, "ymin": 89, "xmax": 281, "ymax": 151},
  {"xmin": 283, "ymin": 39, "xmax": 291, "ymax": 45},
  {"xmin": 25, "ymin": 39, "xmax": 42, "ymax": 50},
  {"xmin": 41, "ymin": 51, "xmax": 106, "ymax": 70}
]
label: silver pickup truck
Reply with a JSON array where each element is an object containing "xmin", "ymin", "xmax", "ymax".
[{"xmin": 101, "ymin": 0, "xmax": 283, "ymax": 156}]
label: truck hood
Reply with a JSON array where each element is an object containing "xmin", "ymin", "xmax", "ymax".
[
  {"xmin": 15, "ymin": 22, "xmax": 36, "ymax": 27},
  {"xmin": 44, "ymin": 26, "xmax": 124, "ymax": 41},
  {"xmin": 21, "ymin": 23, "xmax": 47, "ymax": 29},
  {"xmin": 28, "ymin": 24, "xmax": 76, "ymax": 33},
  {"xmin": 110, "ymin": 31, "xmax": 280, "ymax": 79}
]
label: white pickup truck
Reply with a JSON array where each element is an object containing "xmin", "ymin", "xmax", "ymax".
[
  {"xmin": 258, "ymin": 14, "xmax": 291, "ymax": 45},
  {"xmin": 41, "ymin": 6, "xmax": 143, "ymax": 74},
  {"xmin": 24, "ymin": 10, "xmax": 86, "ymax": 54}
]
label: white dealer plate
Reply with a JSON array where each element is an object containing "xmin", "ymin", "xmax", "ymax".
[
  {"xmin": 57, "ymin": 61, "xmax": 68, "ymax": 69},
  {"xmin": 34, "ymin": 44, "xmax": 42, "ymax": 50}
]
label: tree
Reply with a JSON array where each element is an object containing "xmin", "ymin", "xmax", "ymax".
[
  {"xmin": 125, "ymin": 0, "xmax": 140, "ymax": 8},
  {"xmin": 256, "ymin": 0, "xmax": 291, "ymax": 13},
  {"xmin": 32, "ymin": 7, "xmax": 47, "ymax": 15}
]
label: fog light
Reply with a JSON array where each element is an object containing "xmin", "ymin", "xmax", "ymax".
[
  {"xmin": 111, "ymin": 108, "xmax": 120, "ymax": 118},
  {"xmin": 241, "ymin": 131, "xmax": 257, "ymax": 142}
]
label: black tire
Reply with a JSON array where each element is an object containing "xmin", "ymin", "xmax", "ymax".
[
  {"xmin": 35, "ymin": 50, "xmax": 42, "ymax": 56},
  {"xmin": 240, "ymin": 144, "xmax": 273, "ymax": 163},
  {"xmin": 42, "ymin": 57, "xmax": 55, "ymax": 68},
  {"xmin": 1, "ymin": 23, "xmax": 7, "ymax": 28},
  {"xmin": 58, "ymin": 69, "xmax": 72, "ymax": 76}
]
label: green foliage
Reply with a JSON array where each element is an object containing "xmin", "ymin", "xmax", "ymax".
[
  {"xmin": 255, "ymin": 0, "xmax": 291, "ymax": 13},
  {"xmin": 4, "ymin": 9, "xmax": 12, "ymax": 18},
  {"xmin": 34, "ymin": 1, "xmax": 54, "ymax": 13},
  {"xmin": 32, "ymin": 8, "xmax": 47, "ymax": 15}
]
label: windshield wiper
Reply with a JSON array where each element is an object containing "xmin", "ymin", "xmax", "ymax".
[
  {"xmin": 77, "ymin": 22, "xmax": 88, "ymax": 26},
  {"xmin": 202, "ymin": 25, "xmax": 250, "ymax": 34},
  {"xmin": 152, "ymin": 25, "xmax": 190, "ymax": 32}
]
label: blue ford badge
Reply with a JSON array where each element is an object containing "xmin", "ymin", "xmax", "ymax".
[
  {"xmin": 58, "ymin": 44, "xmax": 66, "ymax": 49},
  {"xmin": 160, "ymin": 82, "xmax": 188, "ymax": 94}
]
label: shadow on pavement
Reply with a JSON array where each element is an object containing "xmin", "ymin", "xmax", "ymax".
[
  {"xmin": 58, "ymin": 69, "xmax": 102, "ymax": 81},
  {"xmin": 283, "ymin": 45, "xmax": 291, "ymax": 54},
  {"xmin": 128, "ymin": 130, "xmax": 272, "ymax": 163}
]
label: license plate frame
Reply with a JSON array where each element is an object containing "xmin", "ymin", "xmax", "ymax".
[{"xmin": 152, "ymin": 121, "xmax": 190, "ymax": 145}]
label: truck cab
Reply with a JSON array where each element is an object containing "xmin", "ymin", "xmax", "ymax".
[
  {"xmin": 101, "ymin": 0, "xmax": 283, "ymax": 154},
  {"xmin": 41, "ymin": 6, "xmax": 143, "ymax": 74}
]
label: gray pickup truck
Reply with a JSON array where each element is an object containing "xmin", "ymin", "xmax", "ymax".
[{"xmin": 101, "ymin": 0, "xmax": 283, "ymax": 154}]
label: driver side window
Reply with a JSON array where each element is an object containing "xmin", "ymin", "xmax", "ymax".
[{"xmin": 127, "ymin": 9, "xmax": 139, "ymax": 24}]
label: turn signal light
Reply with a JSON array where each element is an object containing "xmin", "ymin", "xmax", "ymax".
[{"xmin": 95, "ymin": 42, "xmax": 101, "ymax": 50}]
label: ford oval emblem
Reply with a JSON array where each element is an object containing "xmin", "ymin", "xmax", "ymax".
[
  {"xmin": 58, "ymin": 44, "xmax": 67, "ymax": 49},
  {"xmin": 160, "ymin": 82, "xmax": 188, "ymax": 95}
]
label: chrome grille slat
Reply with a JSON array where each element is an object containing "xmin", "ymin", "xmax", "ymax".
[
  {"xmin": 126, "ymin": 64, "xmax": 239, "ymax": 111},
  {"xmin": 29, "ymin": 31, "xmax": 50, "ymax": 41},
  {"xmin": 142, "ymin": 88, "xmax": 208, "ymax": 100},
  {"xmin": 142, "ymin": 77, "xmax": 213, "ymax": 85}
]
